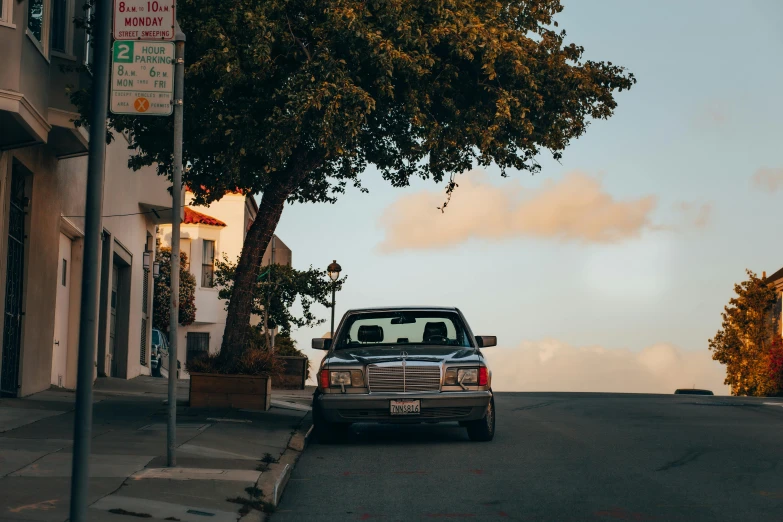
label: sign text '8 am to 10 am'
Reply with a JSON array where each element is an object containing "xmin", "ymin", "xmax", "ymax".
[{"xmin": 113, "ymin": 0, "xmax": 176, "ymax": 40}]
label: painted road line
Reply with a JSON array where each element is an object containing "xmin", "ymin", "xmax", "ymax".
[
  {"xmin": 269, "ymin": 400, "xmax": 312, "ymax": 412},
  {"xmin": 206, "ymin": 417, "xmax": 253, "ymax": 423},
  {"xmin": 131, "ymin": 467, "xmax": 261, "ymax": 482},
  {"xmin": 763, "ymin": 402, "xmax": 783, "ymax": 407},
  {"xmin": 91, "ymin": 495, "xmax": 236, "ymax": 522}
]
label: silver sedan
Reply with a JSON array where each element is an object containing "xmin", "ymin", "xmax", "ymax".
[{"xmin": 312, "ymin": 306, "xmax": 496, "ymax": 442}]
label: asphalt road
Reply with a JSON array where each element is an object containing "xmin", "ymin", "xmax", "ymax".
[{"xmin": 273, "ymin": 393, "xmax": 783, "ymax": 522}]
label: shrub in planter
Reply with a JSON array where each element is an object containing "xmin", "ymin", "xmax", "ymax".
[
  {"xmin": 186, "ymin": 348, "xmax": 285, "ymax": 377},
  {"xmin": 186, "ymin": 329, "xmax": 285, "ymax": 409}
]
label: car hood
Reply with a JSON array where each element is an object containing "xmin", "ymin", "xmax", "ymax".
[{"xmin": 323, "ymin": 346, "xmax": 482, "ymax": 367}]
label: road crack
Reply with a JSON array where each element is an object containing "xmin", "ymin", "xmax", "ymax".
[{"xmin": 656, "ymin": 449, "xmax": 708, "ymax": 472}]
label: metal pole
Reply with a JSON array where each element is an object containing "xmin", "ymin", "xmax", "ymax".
[
  {"xmin": 69, "ymin": 0, "xmax": 111, "ymax": 518},
  {"xmin": 167, "ymin": 24, "xmax": 186, "ymax": 468},
  {"xmin": 330, "ymin": 283, "xmax": 336, "ymax": 340},
  {"xmin": 270, "ymin": 236, "xmax": 275, "ymax": 351}
]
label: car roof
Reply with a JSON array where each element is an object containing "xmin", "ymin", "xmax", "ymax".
[{"xmin": 345, "ymin": 306, "xmax": 459, "ymax": 314}]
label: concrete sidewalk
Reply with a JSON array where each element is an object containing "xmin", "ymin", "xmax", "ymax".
[{"xmin": 0, "ymin": 377, "xmax": 313, "ymax": 522}]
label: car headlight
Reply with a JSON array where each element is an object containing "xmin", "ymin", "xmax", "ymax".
[
  {"xmin": 458, "ymin": 368, "xmax": 478, "ymax": 385},
  {"xmin": 322, "ymin": 370, "xmax": 364, "ymax": 388},
  {"xmin": 330, "ymin": 371, "xmax": 351, "ymax": 386},
  {"xmin": 444, "ymin": 367, "xmax": 489, "ymax": 387}
]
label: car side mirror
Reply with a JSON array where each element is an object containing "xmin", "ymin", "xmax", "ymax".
[
  {"xmin": 476, "ymin": 336, "xmax": 497, "ymax": 348},
  {"xmin": 312, "ymin": 338, "xmax": 332, "ymax": 350}
]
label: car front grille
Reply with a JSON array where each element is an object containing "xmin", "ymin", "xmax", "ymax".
[
  {"xmin": 367, "ymin": 364, "xmax": 441, "ymax": 393},
  {"xmin": 338, "ymin": 407, "xmax": 471, "ymax": 420}
]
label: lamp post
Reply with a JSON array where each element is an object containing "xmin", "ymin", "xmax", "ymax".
[{"xmin": 327, "ymin": 260, "xmax": 342, "ymax": 340}]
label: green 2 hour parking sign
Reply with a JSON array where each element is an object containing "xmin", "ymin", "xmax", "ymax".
[{"xmin": 110, "ymin": 40, "xmax": 175, "ymax": 116}]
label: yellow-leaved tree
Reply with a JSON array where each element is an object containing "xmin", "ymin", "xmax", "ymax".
[{"xmin": 709, "ymin": 270, "xmax": 781, "ymax": 396}]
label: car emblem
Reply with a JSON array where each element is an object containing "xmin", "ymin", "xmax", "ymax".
[{"xmin": 401, "ymin": 351, "xmax": 407, "ymax": 368}]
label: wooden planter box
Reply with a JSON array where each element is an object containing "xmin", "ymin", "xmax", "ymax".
[
  {"xmin": 273, "ymin": 356, "xmax": 308, "ymax": 390},
  {"xmin": 189, "ymin": 373, "xmax": 271, "ymax": 410}
]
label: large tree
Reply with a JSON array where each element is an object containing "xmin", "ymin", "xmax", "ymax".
[
  {"xmin": 213, "ymin": 256, "xmax": 343, "ymax": 350},
  {"xmin": 73, "ymin": 0, "xmax": 635, "ymax": 359},
  {"xmin": 709, "ymin": 270, "xmax": 780, "ymax": 396}
]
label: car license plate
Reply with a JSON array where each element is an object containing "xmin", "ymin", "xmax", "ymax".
[{"xmin": 390, "ymin": 399, "xmax": 420, "ymax": 415}]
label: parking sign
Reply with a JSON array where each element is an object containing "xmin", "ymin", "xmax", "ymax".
[{"xmin": 110, "ymin": 41, "xmax": 175, "ymax": 116}]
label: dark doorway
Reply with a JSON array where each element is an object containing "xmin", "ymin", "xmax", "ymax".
[
  {"xmin": 109, "ymin": 250, "xmax": 131, "ymax": 378},
  {"xmin": 109, "ymin": 264, "xmax": 118, "ymax": 376},
  {"xmin": 1, "ymin": 162, "xmax": 28, "ymax": 397}
]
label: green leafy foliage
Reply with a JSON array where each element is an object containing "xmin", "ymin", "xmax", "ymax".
[
  {"xmin": 152, "ymin": 248, "xmax": 197, "ymax": 333},
  {"xmin": 709, "ymin": 270, "xmax": 782, "ymax": 396},
  {"xmin": 214, "ymin": 256, "xmax": 344, "ymax": 336},
  {"xmin": 69, "ymin": 1, "xmax": 635, "ymax": 357}
]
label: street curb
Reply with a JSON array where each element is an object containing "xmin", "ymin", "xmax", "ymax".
[
  {"xmin": 273, "ymin": 463, "xmax": 291, "ymax": 506},
  {"xmin": 240, "ymin": 411, "xmax": 313, "ymax": 521}
]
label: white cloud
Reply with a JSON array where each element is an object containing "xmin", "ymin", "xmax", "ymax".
[
  {"xmin": 377, "ymin": 171, "xmax": 659, "ymax": 252},
  {"xmin": 751, "ymin": 168, "xmax": 783, "ymax": 193},
  {"xmin": 674, "ymin": 201, "xmax": 712, "ymax": 229},
  {"xmin": 483, "ymin": 340, "xmax": 730, "ymax": 395}
]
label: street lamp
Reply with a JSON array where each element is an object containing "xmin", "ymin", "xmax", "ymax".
[
  {"xmin": 327, "ymin": 260, "xmax": 342, "ymax": 340},
  {"xmin": 144, "ymin": 250, "xmax": 161, "ymax": 279}
]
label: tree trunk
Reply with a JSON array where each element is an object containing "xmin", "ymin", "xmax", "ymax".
[
  {"xmin": 220, "ymin": 182, "xmax": 289, "ymax": 360},
  {"xmin": 219, "ymin": 151, "xmax": 318, "ymax": 361}
]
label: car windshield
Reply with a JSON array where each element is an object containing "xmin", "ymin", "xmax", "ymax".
[
  {"xmin": 334, "ymin": 310, "xmax": 473, "ymax": 349},
  {"xmin": 152, "ymin": 330, "xmax": 161, "ymax": 345}
]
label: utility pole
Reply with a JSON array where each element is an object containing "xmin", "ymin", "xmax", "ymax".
[
  {"xmin": 69, "ymin": 0, "xmax": 111, "ymax": 518},
  {"xmin": 167, "ymin": 22, "xmax": 186, "ymax": 468}
]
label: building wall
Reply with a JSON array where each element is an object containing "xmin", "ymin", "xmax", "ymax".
[
  {"xmin": 0, "ymin": 6, "xmax": 24, "ymax": 91},
  {"xmin": 58, "ymin": 134, "xmax": 171, "ymax": 381},
  {"xmin": 0, "ymin": 136, "xmax": 170, "ymax": 396},
  {"xmin": 1, "ymin": 146, "xmax": 62, "ymax": 396}
]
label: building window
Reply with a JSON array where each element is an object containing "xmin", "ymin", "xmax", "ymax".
[
  {"xmin": 83, "ymin": 4, "xmax": 93, "ymax": 66},
  {"xmin": 50, "ymin": 0, "xmax": 68, "ymax": 53},
  {"xmin": 61, "ymin": 259, "xmax": 67, "ymax": 286},
  {"xmin": 1, "ymin": 0, "xmax": 14, "ymax": 26},
  {"xmin": 181, "ymin": 238, "xmax": 192, "ymax": 270},
  {"xmin": 186, "ymin": 332, "xmax": 210, "ymax": 363},
  {"xmin": 201, "ymin": 239, "xmax": 215, "ymax": 288},
  {"xmin": 27, "ymin": 0, "xmax": 50, "ymax": 54}
]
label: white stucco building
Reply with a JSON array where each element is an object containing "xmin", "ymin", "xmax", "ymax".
[
  {"xmin": 157, "ymin": 189, "xmax": 292, "ymax": 378},
  {"xmin": 0, "ymin": 0, "xmax": 179, "ymax": 397}
]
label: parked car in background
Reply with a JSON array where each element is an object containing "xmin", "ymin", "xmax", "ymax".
[
  {"xmin": 312, "ymin": 306, "xmax": 497, "ymax": 442},
  {"xmin": 151, "ymin": 328, "xmax": 168, "ymax": 377}
]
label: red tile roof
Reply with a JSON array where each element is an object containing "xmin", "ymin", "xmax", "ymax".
[{"xmin": 183, "ymin": 207, "xmax": 227, "ymax": 227}]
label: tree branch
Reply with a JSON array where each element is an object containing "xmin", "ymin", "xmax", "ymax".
[{"xmin": 287, "ymin": 15, "xmax": 312, "ymax": 62}]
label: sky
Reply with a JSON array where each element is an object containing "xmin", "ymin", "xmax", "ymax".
[{"xmin": 266, "ymin": 0, "xmax": 783, "ymax": 395}]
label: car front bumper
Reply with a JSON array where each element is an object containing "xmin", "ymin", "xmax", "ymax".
[{"xmin": 316, "ymin": 391, "xmax": 492, "ymax": 424}]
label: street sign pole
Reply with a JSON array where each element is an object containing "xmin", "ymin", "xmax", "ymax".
[
  {"xmin": 167, "ymin": 22, "xmax": 186, "ymax": 468},
  {"xmin": 69, "ymin": 0, "xmax": 112, "ymax": 519}
]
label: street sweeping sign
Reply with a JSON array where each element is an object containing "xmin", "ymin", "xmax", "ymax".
[{"xmin": 114, "ymin": 0, "xmax": 176, "ymax": 40}]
